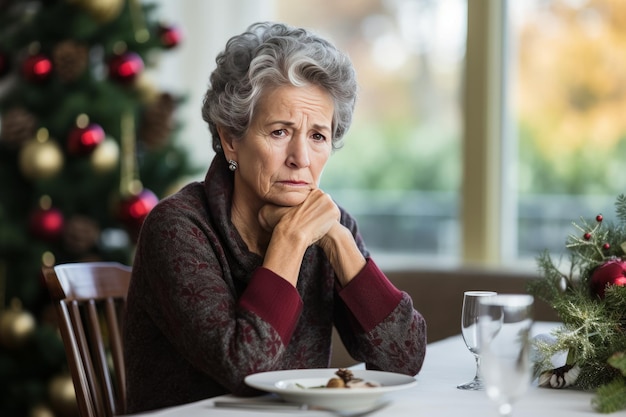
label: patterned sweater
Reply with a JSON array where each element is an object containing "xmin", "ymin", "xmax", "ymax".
[{"xmin": 123, "ymin": 156, "xmax": 427, "ymax": 413}]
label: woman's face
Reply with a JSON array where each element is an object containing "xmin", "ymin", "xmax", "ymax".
[{"xmin": 228, "ymin": 84, "xmax": 334, "ymax": 208}]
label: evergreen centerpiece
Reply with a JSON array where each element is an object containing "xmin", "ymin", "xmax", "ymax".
[{"xmin": 528, "ymin": 194, "xmax": 626, "ymax": 414}]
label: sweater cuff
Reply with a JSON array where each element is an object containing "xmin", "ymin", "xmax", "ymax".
[
  {"xmin": 337, "ymin": 258, "xmax": 403, "ymax": 332},
  {"xmin": 238, "ymin": 267, "xmax": 303, "ymax": 344}
]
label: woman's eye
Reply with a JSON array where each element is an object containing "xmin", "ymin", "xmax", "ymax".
[
  {"xmin": 312, "ymin": 133, "xmax": 326, "ymax": 141},
  {"xmin": 271, "ymin": 129, "xmax": 287, "ymax": 137}
]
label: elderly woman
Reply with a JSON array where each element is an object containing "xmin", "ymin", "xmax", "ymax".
[{"xmin": 124, "ymin": 22, "xmax": 427, "ymax": 413}]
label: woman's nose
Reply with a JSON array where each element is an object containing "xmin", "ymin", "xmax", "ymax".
[{"xmin": 286, "ymin": 135, "xmax": 310, "ymax": 168}]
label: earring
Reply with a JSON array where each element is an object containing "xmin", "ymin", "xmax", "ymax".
[{"xmin": 228, "ymin": 159, "xmax": 238, "ymax": 171}]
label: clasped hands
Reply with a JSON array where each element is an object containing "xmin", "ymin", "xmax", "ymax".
[
  {"xmin": 258, "ymin": 189, "xmax": 366, "ymax": 287},
  {"xmin": 257, "ymin": 188, "xmax": 344, "ymax": 253}
]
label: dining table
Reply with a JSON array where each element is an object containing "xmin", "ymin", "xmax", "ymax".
[{"xmin": 123, "ymin": 322, "xmax": 606, "ymax": 416}]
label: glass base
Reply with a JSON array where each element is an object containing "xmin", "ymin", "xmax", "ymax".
[{"xmin": 457, "ymin": 378, "xmax": 485, "ymax": 390}]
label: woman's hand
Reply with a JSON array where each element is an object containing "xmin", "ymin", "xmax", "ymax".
[
  {"xmin": 259, "ymin": 189, "xmax": 365, "ymax": 287},
  {"xmin": 258, "ymin": 189, "xmax": 339, "ymax": 247}
]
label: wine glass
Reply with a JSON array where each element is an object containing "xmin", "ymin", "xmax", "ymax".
[
  {"xmin": 478, "ymin": 294, "xmax": 534, "ymax": 417},
  {"xmin": 457, "ymin": 291, "xmax": 497, "ymax": 390}
]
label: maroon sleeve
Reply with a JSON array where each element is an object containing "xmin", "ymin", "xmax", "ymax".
[
  {"xmin": 238, "ymin": 267, "xmax": 303, "ymax": 344},
  {"xmin": 336, "ymin": 258, "xmax": 403, "ymax": 332},
  {"xmin": 334, "ymin": 257, "xmax": 427, "ymax": 376}
]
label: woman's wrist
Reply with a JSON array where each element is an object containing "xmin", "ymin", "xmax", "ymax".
[
  {"xmin": 319, "ymin": 224, "xmax": 366, "ymax": 287},
  {"xmin": 262, "ymin": 224, "xmax": 310, "ymax": 287}
]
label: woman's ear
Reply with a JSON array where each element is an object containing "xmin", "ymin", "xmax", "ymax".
[{"xmin": 217, "ymin": 126, "xmax": 237, "ymax": 160}]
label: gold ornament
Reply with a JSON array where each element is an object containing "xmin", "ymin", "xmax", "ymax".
[
  {"xmin": 133, "ymin": 74, "xmax": 160, "ymax": 104},
  {"xmin": 48, "ymin": 374, "xmax": 78, "ymax": 417},
  {"xmin": 91, "ymin": 137, "xmax": 120, "ymax": 173},
  {"xmin": 29, "ymin": 404, "xmax": 55, "ymax": 417},
  {"xmin": 0, "ymin": 298, "xmax": 36, "ymax": 349},
  {"xmin": 19, "ymin": 128, "xmax": 64, "ymax": 179},
  {"xmin": 66, "ymin": 0, "xmax": 124, "ymax": 23}
]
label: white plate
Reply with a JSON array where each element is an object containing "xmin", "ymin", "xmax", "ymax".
[{"xmin": 244, "ymin": 369, "xmax": 417, "ymax": 411}]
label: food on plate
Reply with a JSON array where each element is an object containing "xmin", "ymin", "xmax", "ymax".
[{"xmin": 325, "ymin": 368, "xmax": 381, "ymax": 389}]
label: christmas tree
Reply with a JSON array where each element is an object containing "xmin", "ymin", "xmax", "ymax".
[{"xmin": 0, "ymin": 1, "xmax": 197, "ymax": 415}]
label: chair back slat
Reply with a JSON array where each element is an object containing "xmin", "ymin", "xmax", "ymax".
[
  {"xmin": 86, "ymin": 300, "xmax": 116, "ymax": 417},
  {"xmin": 104, "ymin": 298, "xmax": 127, "ymax": 412},
  {"xmin": 43, "ymin": 262, "xmax": 131, "ymax": 417},
  {"xmin": 69, "ymin": 300, "xmax": 105, "ymax": 417},
  {"xmin": 57, "ymin": 300, "xmax": 97, "ymax": 417}
]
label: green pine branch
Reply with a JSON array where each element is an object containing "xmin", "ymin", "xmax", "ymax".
[
  {"xmin": 592, "ymin": 378, "xmax": 626, "ymax": 414},
  {"xmin": 591, "ymin": 353, "xmax": 626, "ymax": 413}
]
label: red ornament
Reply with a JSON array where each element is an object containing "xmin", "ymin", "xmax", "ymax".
[
  {"xmin": 590, "ymin": 259, "xmax": 626, "ymax": 299},
  {"xmin": 118, "ymin": 189, "xmax": 159, "ymax": 240},
  {"xmin": 158, "ymin": 24, "xmax": 182, "ymax": 49},
  {"xmin": 596, "ymin": 214, "xmax": 603, "ymax": 223},
  {"xmin": 67, "ymin": 123, "xmax": 105, "ymax": 156},
  {"xmin": 583, "ymin": 232, "xmax": 592, "ymax": 240},
  {"xmin": 0, "ymin": 51, "xmax": 10, "ymax": 77},
  {"xmin": 603, "ymin": 243, "xmax": 611, "ymax": 250},
  {"xmin": 29, "ymin": 206, "xmax": 64, "ymax": 241},
  {"xmin": 22, "ymin": 53, "xmax": 53, "ymax": 82},
  {"xmin": 108, "ymin": 51, "xmax": 144, "ymax": 84}
]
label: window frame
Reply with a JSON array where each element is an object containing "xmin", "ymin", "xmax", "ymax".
[{"xmin": 462, "ymin": 0, "xmax": 511, "ymax": 266}]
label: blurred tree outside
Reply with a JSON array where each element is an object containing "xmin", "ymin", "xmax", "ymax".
[
  {"xmin": 512, "ymin": 0, "xmax": 626, "ymax": 257},
  {"xmin": 515, "ymin": 0, "xmax": 626, "ymax": 196}
]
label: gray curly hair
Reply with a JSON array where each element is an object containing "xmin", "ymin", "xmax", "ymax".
[{"xmin": 201, "ymin": 22, "xmax": 358, "ymax": 152}]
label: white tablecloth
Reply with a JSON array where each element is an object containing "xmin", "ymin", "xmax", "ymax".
[{"xmin": 126, "ymin": 322, "xmax": 605, "ymax": 416}]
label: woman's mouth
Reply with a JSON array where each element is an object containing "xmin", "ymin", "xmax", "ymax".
[{"xmin": 279, "ymin": 180, "xmax": 309, "ymax": 187}]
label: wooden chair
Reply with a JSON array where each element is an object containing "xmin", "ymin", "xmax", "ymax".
[{"xmin": 43, "ymin": 262, "xmax": 132, "ymax": 417}]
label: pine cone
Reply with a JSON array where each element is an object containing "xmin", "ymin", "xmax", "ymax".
[
  {"xmin": 538, "ymin": 364, "xmax": 581, "ymax": 388},
  {"xmin": 139, "ymin": 92, "xmax": 176, "ymax": 150},
  {"xmin": 63, "ymin": 215, "xmax": 100, "ymax": 254},
  {"xmin": 52, "ymin": 40, "xmax": 89, "ymax": 83},
  {"xmin": 0, "ymin": 107, "xmax": 37, "ymax": 148}
]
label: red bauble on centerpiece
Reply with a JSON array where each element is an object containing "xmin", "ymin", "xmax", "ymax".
[
  {"xmin": 108, "ymin": 51, "xmax": 144, "ymax": 84},
  {"xmin": 22, "ymin": 53, "xmax": 53, "ymax": 82},
  {"xmin": 67, "ymin": 118, "xmax": 105, "ymax": 156},
  {"xmin": 118, "ymin": 189, "xmax": 158, "ymax": 240},
  {"xmin": 590, "ymin": 259, "xmax": 626, "ymax": 299}
]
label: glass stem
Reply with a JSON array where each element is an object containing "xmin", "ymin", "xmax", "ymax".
[{"xmin": 474, "ymin": 355, "xmax": 481, "ymax": 381}]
